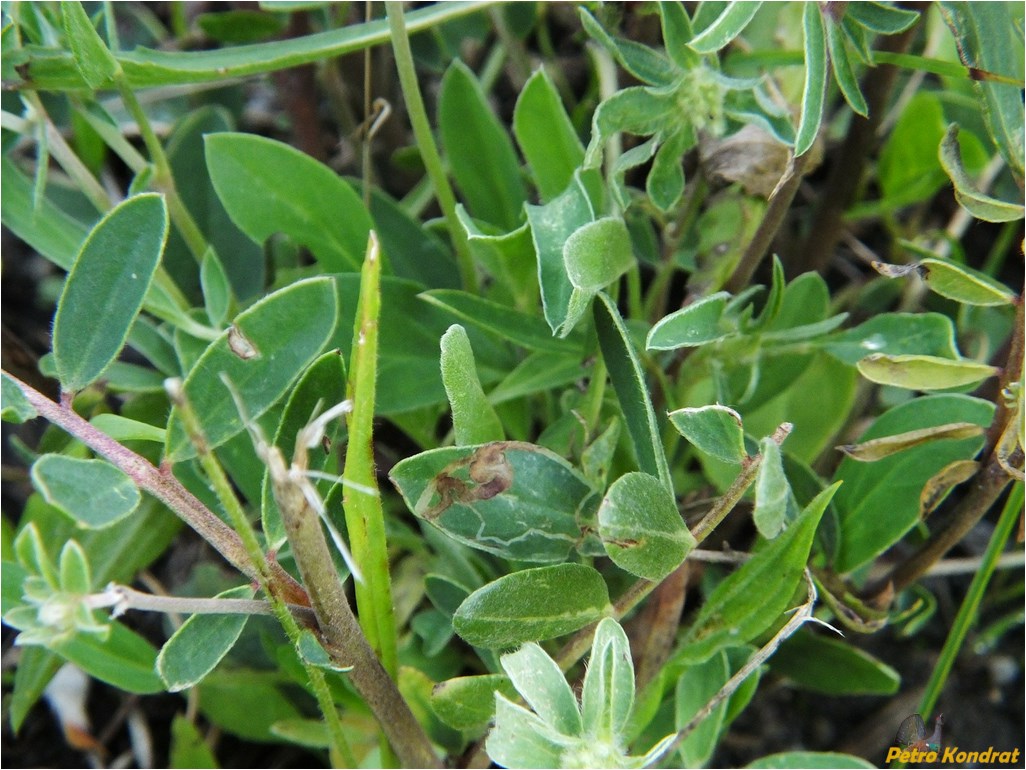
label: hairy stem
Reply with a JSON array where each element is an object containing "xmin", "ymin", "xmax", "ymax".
[{"xmin": 4, "ymin": 371, "xmax": 307, "ymax": 605}]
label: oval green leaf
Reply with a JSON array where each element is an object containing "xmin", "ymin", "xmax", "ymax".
[
  {"xmin": 431, "ymin": 674, "xmax": 516, "ymax": 730},
  {"xmin": 389, "ymin": 441, "xmax": 598, "ymax": 563},
  {"xmin": 795, "ymin": 2, "xmax": 827, "ymax": 157},
  {"xmin": 856, "ymin": 353, "xmax": 998, "ymax": 390},
  {"xmin": 598, "ymin": 472, "xmax": 695, "ymax": 581},
  {"xmin": 157, "ymin": 585, "xmax": 254, "ymax": 692},
  {"xmin": 501, "ymin": 643, "xmax": 582, "ymax": 736},
  {"xmin": 439, "ymin": 61, "xmax": 527, "ymax": 231},
  {"xmin": 918, "ymin": 258, "xmax": 1017, "ymax": 306},
  {"xmin": 53, "ymin": 193, "xmax": 168, "ymax": 391},
  {"xmin": 453, "ymin": 564, "xmax": 611, "ymax": 649},
  {"xmin": 206, "ymin": 133, "xmax": 372, "ymax": 271},
  {"xmin": 753, "ymin": 437, "xmax": 790, "ymax": 540},
  {"xmin": 54, "ymin": 621, "xmax": 163, "ymax": 694},
  {"xmin": 563, "ymin": 217, "xmax": 634, "ymax": 294},
  {"xmin": 668, "ymin": 404, "xmax": 746, "ymax": 464},
  {"xmin": 581, "ymin": 617, "xmax": 634, "ymax": 738},
  {"xmin": 514, "ymin": 67, "xmax": 585, "ymax": 201},
  {"xmin": 31, "ymin": 455, "xmax": 141, "ymax": 529},
  {"xmin": 165, "ymin": 277, "xmax": 338, "ymax": 461},
  {"xmin": 647, "ymin": 292, "xmax": 732, "ymax": 350}
]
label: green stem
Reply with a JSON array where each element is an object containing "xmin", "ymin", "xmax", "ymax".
[
  {"xmin": 23, "ymin": 92, "xmax": 110, "ymax": 214},
  {"xmin": 342, "ymin": 233, "xmax": 399, "ymax": 679},
  {"xmin": 114, "ymin": 71, "xmax": 209, "ymax": 261},
  {"xmin": 385, "ymin": 1, "xmax": 476, "ymax": 292},
  {"xmin": 918, "ymin": 482, "xmax": 1023, "ymax": 720}
]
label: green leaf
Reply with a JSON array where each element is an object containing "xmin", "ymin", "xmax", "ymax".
[
  {"xmin": 856, "ymin": 354, "xmax": 998, "ymax": 390},
  {"xmin": 356, "ymin": 182, "xmax": 460, "ymax": 289},
  {"xmin": 197, "ymin": 10, "xmax": 285, "ymax": 43},
  {"xmin": 0, "ymin": 158, "xmax": 92, "ymax": 271},
  {"xmin": 487, "ymin": 694, "xmax": 567, "ymax": 768},
  {"xmin": 514, "ymin": 67, "xmax": 585, "ymax": 201},
  {"xmin": 647, "ymin": 292, "xmax": 732, "ymax": 350},
  {"xmin": 845, "ymin": 2, "xmax": 919, "ymax": 34},
  {"xmin": 89, "ymin": 414, "xmax": 166, "ymax": 443},
  {"xmin": 61, "ymin": 1, "xmax": 118, "ymax": 88},
  {"xmin": 58, "ymin": 541, "xmax": 91, "ymax": 595},
  {"xmin": 260, "ymin": 351, "xmax": 347, "ymax": 549},
  {"xmin": 15, "ymin": 3, "xmax": 491, "ymax": 91},
  {"xmin": 876, "ymin": 92, "xmax": 947, "ymax": 205},
  {"xmin": 938, "ymin": 2, "xmax": 1025, "ymax": 182},
  {"xmin": 564, "ymin": 217, "xmax": 634, "ymax": 295},
  {"xmin": 431, "ymin": 674, "xmax": 517, "ymax": 730},
  {"xmin": 197, "ymin": 669, "xmax": 303, "ymax": 742},
  {"xmin": 647, "ymin": 128, "xmax": 691, "ymax": 212},
  {"xmin": 166, "ymin": 277, "xmax": 338, "ymax": 461},
  {"xmin": 598, "ymin": 472, "xmax": 695, "ymax": 581},
  {"xmin": 938, "ymin": 124, "xmax": 1025, "ymax": 222},
  {"xmin": 440, "ymin": 325, "xmax": 505, "ymax": 446},
  {"xmin": 676, "ymin": 484, "xmax": 838, "ymax": 664},
  {"xmin": 771, "ymin": 629, "xmax": 900, "ymax": 696},
  {"xmin": 200, "ymin": 248, "xmax": 233, "ymax": 327},
  {"xmin": 579, "ymin": 9, "xmax": 678, "ymax": 86},
  {"xmin": 917, "ymin": 258, "xmax": 1017, "ymax": 306},
  {"xmin": 796, "ymin": 2, "xmax": 827, "ymax": 157},
  {"xmin": 53, "ymin": 193, "xmax": 169, "ymax": 391},
  {"xmin": 659, "ymin": 1, "xmax": 699, "ymax": 70},
  {"xmin": 584, "ymin": 86, "xmax": 679, "ymax": 168},
  {"xmin": 2, "ymin": 373, "xmax": 37, "ymax": 423},
  {"xmin": 157, "ymin": 585, "xmax": 254, "ymax": 692},
  {"xmin": 31, "ymin": 456, "xmax": 141, "ymax": 529},
  {"xmin": 675, "ymin": 651, "xmax": 731, "ymax": 767},
  {"xmin": 420, "ymin": 289, "xmax": 581, "ymax": 353},
  {"xmin": 668, "ymin": 404, "xmax": 747, "ymax": 464},
  {"xmin": 206, "ymin": 133, "xmax": 373, "ymax": 271},
  {"xmin": 439, "ymin": 60, "xmax": 527, "ymax": 231},
  {"xmin": 54, "ymin": 621, "xmax": 163, "ymax": 694},
  {"xmin": 581, "ymin": 618, "xmax": 634, "ymax": 739},
  {"xmin": 595, "ymin": 294, "xmax": 672, "ymax": 491},
  {"xmin": 753, "ymin": 438, "xmax": 789, "ymax": 539},
  {"xmin": 833, "ymin": 394, "xmax": 992, "ymax": 572},
  {"xmin": 453, "ymin": 564, "xmax": 611, "ymax": 649},
  {"xmin": 822, "ymin": 312, "xmax": 959, "ymax": 365},
  {"xmin": 688, "ymin": 1, "xmax": 763, "ymax": 53},
  {"xmin": 501, "ymin": 643, "xmax": 582, "ymax": 736},
  {"xmin": 170, "ymin": 714, "xmax": 219, "ymax": 769},
  {"xmin": 826, "ymin": 20, "xmax": 868, "ymax": 116},
  {"xmin": 526, "ymin": 172, "xmax": 596, "ymax": 335},
  {"xmin": 838, "ymin": 422, "xmax": 985, "ymax": 462},
  {"xmin": 389, "ymin": 442, "xmax": 598, "ymax": 563},
  {"xmin": 747, "ymin": 752, "xmax": 876, "ymax": 769},
  {"xmin": 487, "ymin": 351, "xmax": 585, "ymax": 405}
]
